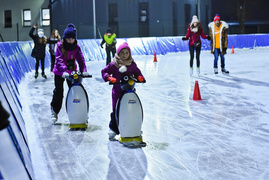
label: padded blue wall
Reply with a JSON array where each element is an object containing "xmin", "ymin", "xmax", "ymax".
[
  {"xmin": 0, "ymin": 34, "xmax": 268, "ymax": 179},
  {"xmin": 79, "ymin": 34, "xmax": 269, "ymax": 61}
]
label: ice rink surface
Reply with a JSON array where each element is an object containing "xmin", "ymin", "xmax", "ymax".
[{"xmin": 19, "ymin": 47, "xmax": 269, "ymax": 180}]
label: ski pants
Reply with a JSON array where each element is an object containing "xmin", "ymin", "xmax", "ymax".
[
  {"xmin": 214, "ymin": 49, "xmax": 225, "ymax": 68},
  {"xmin": 110, "ymin": 110, "xmax": 120, "ymax": 135},
  {"xmin": 189, "ymin": 45, "xmax": 201, "ymax": 68},
  {"xmin": 50, "ymin": 74, "xmax": 72, "ymax": 114},
  {"xmin": 109, "ymin": 89, "xmax": 121, "ymax": 135}
]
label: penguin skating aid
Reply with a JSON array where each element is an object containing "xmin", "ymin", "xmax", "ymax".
[
  {"xmin": 64, "ymin": 71, "xmax": 92, "ymax": 130},
  {"xmin": 111, "ymin": 75, "xmax": 146, "ymax": 147}
]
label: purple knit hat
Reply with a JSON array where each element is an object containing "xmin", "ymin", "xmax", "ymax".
[
  {"xmin": 117, "ymin": 42, "xmax": 131, "ymax": 55},
  {"xmin": 63, "ymin": 23, "xmax": 77, "ymax": 39}
]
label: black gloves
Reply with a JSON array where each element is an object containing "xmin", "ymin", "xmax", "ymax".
[
  {"xmin": 207, "ymin": 36, "xmax": 211, "ymax": 40},
  {"xmin": 182, "ymin": 37, "xmax": 188, "ymax": 41}
]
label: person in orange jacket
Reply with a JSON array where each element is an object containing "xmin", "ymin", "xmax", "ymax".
[{"xmin": 208, "ymin": 14, "xmax": 229, "ymax": 74}]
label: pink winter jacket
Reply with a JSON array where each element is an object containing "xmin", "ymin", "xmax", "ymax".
[{"xmin": 52, "ymin": 41, "xmax": 87, "ymax": 75}]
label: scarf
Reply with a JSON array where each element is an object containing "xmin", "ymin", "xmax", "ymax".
[
  {"xmin": 112, "ymin": 54, "xmax": 133, "ymax": 68},
  {"xmin": 63, "ymin": 40, "xmax": 78, "ymax": 51}
]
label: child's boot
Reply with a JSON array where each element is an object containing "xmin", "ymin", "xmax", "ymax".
[{"xmin": 108, "ymin": 129, "xmax": 116, "ymax": 140}]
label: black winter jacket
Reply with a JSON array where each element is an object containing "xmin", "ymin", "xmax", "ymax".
[{"xmin": 29, "ymin": 28, "xmax": 46, "ymax": 59}]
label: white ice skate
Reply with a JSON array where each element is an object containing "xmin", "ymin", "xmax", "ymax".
[
  {"xmin": 197, "ymin": 67, "xmax": 200, "ymax": 75},
  {"xmin": 51, "ymin": 107, "xmax": 58, "ymax": 124},
  {"xmin": 190, "ymin": 67, "xmax": 193, "ymax": 76}
]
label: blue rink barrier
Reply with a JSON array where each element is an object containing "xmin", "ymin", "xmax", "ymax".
[
  {"xmin": 0, "ymin": 34, "xmax": 268, "ymax": 179},
  {"xmin": 0, "ymin": 41, "xmax": 50, "ymax": 180},
  {"xmin": 81, "ymin": 34, "xmax": 269, "ymax": 61}
]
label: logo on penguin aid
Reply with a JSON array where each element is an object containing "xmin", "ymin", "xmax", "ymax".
[
  {"xmin": 73, "ymin": 99, "xmax": 81, "ymax": 103},
  {"xmin": 128, "ymin": 99, "xmax": 136, "ymax": 104}
]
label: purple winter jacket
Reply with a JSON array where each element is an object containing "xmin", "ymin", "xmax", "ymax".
[
  {"xmin": 52, "ymin": 41, "xmax": 87, "ymax": 75},
  {"xmin": 101, "ymin": 61, "xmax": 143, "ymax": 109}
]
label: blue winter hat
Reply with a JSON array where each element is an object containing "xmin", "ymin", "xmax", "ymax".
[{"xmin": 63, "ymin": 23, "xmax": 77, "ymax": 39}]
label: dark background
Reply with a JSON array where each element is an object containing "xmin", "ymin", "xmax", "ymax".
[
  {"xmin": 212, "ymin": 0, "xmax": 269, "ymax": 21},
  {"xmin": 211, "ymin": 0, "xmax": 269, "ymax": 34}
]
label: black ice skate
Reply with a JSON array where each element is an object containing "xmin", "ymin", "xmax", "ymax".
[{"xmin": 221, "ymin": 68, "xmax": 229, "ymax": 74}]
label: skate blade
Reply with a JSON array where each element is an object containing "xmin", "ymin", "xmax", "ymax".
[{"xmin": 54, "ymin": 122, "xmax": 69, "ymax": 126}]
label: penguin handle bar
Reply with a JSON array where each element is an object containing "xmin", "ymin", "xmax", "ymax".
[
  {"xmin": 82, "ymin": 74, "xmax": 93, "ymax": 78},
  {"xmin": 63, "ymin": 74, "xmax": 92, "ymax": 79},
  {"xmin": 109, "ymin": 79, "xmax": 146, "ymax": 85}
]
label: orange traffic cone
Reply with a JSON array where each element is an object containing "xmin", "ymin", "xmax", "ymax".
[
  {"xmin": 193, "ymin": 80, "xmax": 202, "ymax": 100},
  {"xmin": 153, "ymin": 52, "xmax": 158, "ymax": 62},
  {"xmin": 231, "ymin": 46, "xmax": 235, "ymax": 54}
]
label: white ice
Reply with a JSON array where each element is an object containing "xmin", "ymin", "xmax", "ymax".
[{"xmin": 19, "ymin": 47, "xmax": 269, "ymax": 180}]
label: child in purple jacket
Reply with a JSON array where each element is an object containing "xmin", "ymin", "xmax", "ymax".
[
  {"xmin": 101, "ymin": 42, "xmax": 145, "ymax": 140},
  {"xmin": 50, "ymin": 23, "xmax": 89, "ymax": 123}
]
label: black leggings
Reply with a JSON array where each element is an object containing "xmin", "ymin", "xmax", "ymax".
[
  {"xmin": 50, "ymin": 75, "xmax": 72, "ymax": 114},
  {"xmin": 35, "ymin": 58, "xmax": 45, "ymax": 74},
  {"xmin": 189, "ymin": 45, "xmax": 201, "ymax": 68},
  {"xmin": 50, "ymin": 54, "xmax": 55, "ymax": 72}
]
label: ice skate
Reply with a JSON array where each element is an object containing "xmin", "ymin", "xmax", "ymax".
[
  {"xmin": 51, "ymin": 107, "xmax": 58, "ymax": 124},
  {"xmin": 214, "ymin": 68, "xmax": 218, "ymax": 74},
  {"xmin": 221, "ymin": 68, "xmax": 229, "ymax": 74},
  {"xmin": 190, "ymin": 67, "xmax": 193, "ymax": 76},
  {"xmin": 41, "ymin": 73, "xmax": 47, "ymax": 79},
  {"xmin": 34, "ymin": 73, "xmax": 38, "ymax": 79},
  {"xmin": 108, "ymin": 129, "xmax": 116, "ymax": 141},
  {"xmin": 197, "ymin": 67, "xmax": 200, "ymax": 75}
]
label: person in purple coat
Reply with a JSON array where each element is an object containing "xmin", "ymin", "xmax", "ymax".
[
  {"xmin": 50, "ymin": 23, "xmax": 89, "ymax": 123},
  {"xmin": 101, "ymin": 42, "xmax": 145, "ymax": 140}
]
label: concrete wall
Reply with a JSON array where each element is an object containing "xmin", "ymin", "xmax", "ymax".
[
  {"xmin": 0, "ymin": 0, "xmax": 211, "ymax": 41},
  {"xmin": 0, "ymin": 0, "xmax": 50, "ymax": 42}
]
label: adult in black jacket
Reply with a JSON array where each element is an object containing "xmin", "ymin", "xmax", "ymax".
[{"xmin": 29, "ymin": 24, "xmax": 47, "ymax": 79}]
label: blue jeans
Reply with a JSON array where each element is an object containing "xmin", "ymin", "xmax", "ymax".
[{"xmin": 214, "ymin": 49, "xmax": 225, "ymax": 68}]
